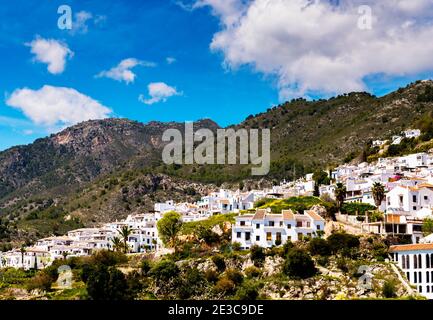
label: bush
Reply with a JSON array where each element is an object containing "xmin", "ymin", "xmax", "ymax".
[
  {"xmin": 204, "ymin": 269, "xmax": 219, "ymax": 283},
  {"xmin": 283, "ymin": 249, "xmax": 316, "ymax": 279},
  {"xmin": 149, "ymin": 260, "xmax": 179, "ymax": 283},
  {"xmin": 382, "ymin": 280, "xmax": 397, "ymax": 298},
  {"xmin": 26, "ymin": 272, "xmax": 53, "ymax": 292},
  {"xmin": 86, "ymin": 265, "xmax": 129, "ymax": 300},
  {"xmin": 90, "ymin": 250, "xmax": 127, "ymax": 266},
  {"xmin": 336, "ymin": 257, "xmax": 349, "ymax": 273},
  {"xmin": 235, "ymin": 280, "xmax": 259, "ymax": 300},
  {"xmin": 140, "ymin": 259, "xmax": 152, "ymax": 275},
  {"xmin": 250, "ymin": 245, "xmax": 265, "ymax": 267},
  {"xmin": 244, "ymin": 266, "xmax": 262, "ymax": 278},
  {"xmin": 327, "ymin": 232, "xmax": 360, "ymax": 254},
  {"xmin": 316, "ymin": 256, "xmax": 329, "ymax": 267},
  {"xmin": 225, "ymin": 268, "xmax": 243, "ymax": 285},
  {"xmin": 212, "ymin": 255, "xmax": 226, "ymax": 272},
  {"xmin": 214, "ymin": 277, "xmax": 236, "ymax": 294},
  {"xmin": 308, "ymin": 238, "xmax": 331, "ymax": 256},
  {"xmin": 232, "ymin": 242, "xmax": 241, "ymax": 251}
]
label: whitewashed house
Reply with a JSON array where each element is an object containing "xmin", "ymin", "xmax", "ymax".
[
  {"xmin": 390, "ymin": 243, "xmax": 433, "ymax": 299},
  {"xmin": 232, "ymin": 209, "xmax": 325, "ymax": 249}
]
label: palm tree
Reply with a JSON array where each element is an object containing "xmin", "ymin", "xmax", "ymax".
[
  {"xmin": 62, "ymin": 252, "xmax": 68, "ymax": 260},
  {"xmin": 111, "ymin": 236, "xmax": 123, "ymax": 252},
  {"xmin": 20, "ymin": 246, "xmax": 26, "ymax": 268},
  {"xmin": 372, "ymin": 182, "xmax": 386, "ymax": 208},
  {"xmin": 118, "ymin": 226, "xmax": 132, "ymax": 253},
  {"xmin": 334, "ymin": 183, "xmax": 346, "ymax": 212}
]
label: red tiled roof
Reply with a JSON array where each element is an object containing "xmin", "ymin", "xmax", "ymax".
[
  {"xmin": 390, "ymin": 243, "xmax": 433, "ymax": 252},
  {"xmin": 253, "ymin": 209, "xmax": 266, "ymax": 220}
]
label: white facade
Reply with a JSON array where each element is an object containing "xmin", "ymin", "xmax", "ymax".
[
  {"xmin": 390, "ymin": 244, "xmax": 433, "ymax": 299},
  {"xmin": 232, "ymin": 209, "xmax": 325, "ymax": 249}
]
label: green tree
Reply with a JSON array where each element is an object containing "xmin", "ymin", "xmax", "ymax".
[
  {"xmin": 20, "ymin": 246, "xmax": 26, "ymax": 268},
  {"xmin": 157, "ymin": 211, "xmax": 183, "ymax": 249},
  {"xmin": 283, "ymin": 248, "xmax": 316, "ymax": 279},
  {"xmin": 422, "ymin": 218, "xmax": 433, "ymax": 236},
  {"xmin": 372, "ymin": 182, "xmax": 386, "ymax": 208},
  {"xmin": 111, "ymin": 236, "xmax": 123, "ymax": 252},
  {"xmin": 308, "ymin": 238, "xmax": 331, "ymax": 256},
  {"xmin": 149, "ymin": 260, "xmax": 179, "ymax": 284},
  {"xmin": 118, "ymin": 226, "xmax": 132, "ymax": 253},
  {"xmin": 334, "ymin": 183, "xmax": 346, "ymax": 211},
  {"xmin": 86, "ymin": 265, "xmax": 129, "ymax": 300},
  {"xmin": 250, "ymin": 245, "xmax": 265, "ymax": 267}
]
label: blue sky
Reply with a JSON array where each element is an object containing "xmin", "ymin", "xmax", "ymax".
[{"xmin": 1, "ymin": 0, "xmax": 433, "ymax": 151}]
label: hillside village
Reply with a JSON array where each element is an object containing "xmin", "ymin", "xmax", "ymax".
[{"xmin": 2, "ymin": 128, "xmax": 433, "ymax": 299}]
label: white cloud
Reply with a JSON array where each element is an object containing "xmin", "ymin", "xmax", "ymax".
[
  {"xmin": 139, "ymin": 82, "xmax": 182, "ymax": 105},
  {"xmin": 166, "ymin": 57, "xmax": 177, "ymax": 64},
  {"xmin": 6, "ymin": 85, "xmax": 112, "ymax": 130},
  {"xmin": 71, "ymin": 11, "xmax": 93, "ymax": 34},
  {"xmin": 96, "ymin": 58, "xmax": 156, "ymax": 84},
  {"xmin": 195, "ymin": 0, "xmax": 433, "ymax": 99},
  {"xmin": 70, "ymin": 11, "xmax": 107, "ymax": 35},
  {"xmin": 26, "ymin": 36, "xmax": 73, "ymax": 74}
]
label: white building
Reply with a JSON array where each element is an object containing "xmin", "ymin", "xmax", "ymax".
[
  {"xmin": 232, "ymin": 209, "xmax": 325, "ymax": 249},
  {"xmin": 390, "ymin": 243, "xmax": 433, "ymax": 299},
  {"xmin": 403, "ymin": 129, "xmax": 421, "ymax": 139},
  {"xmin": 386, "ymin": 184, "xmax": 433, "ymax": 216}
]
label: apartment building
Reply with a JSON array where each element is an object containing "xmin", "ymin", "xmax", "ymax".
[
  {"xmin": 390, "ymin": 243, "xmax": 433, "ymax": 299},
  {"xmin": 232, "ymin": 209, "xmax": 325, "ymax": 249}
]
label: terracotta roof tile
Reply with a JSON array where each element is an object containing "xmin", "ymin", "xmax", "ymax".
[
  {"xmin": 253, "ymin": 209, "xmax": 266, "ymax": 220},
  {"xmin": 390, "ymin": 243, "xmax": 433, "ymax": 252},
  {"xmin": 282, "ymin": 209, "xmax": 295, "ymax": 220},
  {"xmin": 305, "ymin": 210, "xmax": 325, "ymax": 221}
]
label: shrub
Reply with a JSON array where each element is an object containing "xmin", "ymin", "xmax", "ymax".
[
  {"xmin": 214, "ymin": 277, "xmax": 236, "ymax": 294},
  {"xmin": 235, "ymin": 280, "xmax": 259, "ymax": 300},
  {"xmin": 232, "ymin": 242, "xmax": 241, "ymax": 251},
  {"xmin": 336, "ymin": 257, "xmax": 349, "ymax": 273},
  {"xmin": 244, "ymin": 266, "xmax": 262, "ymax": 278},
  {"xmin": 26, "ymin": 272, "xmax": 53, "ymax": 292},
  {"xmin": 316, "ymin": 256, "xmax": 329, "ymax": 267},
  {"xmin": 86, "ymin": 265, "xmax": 129, "ymax": 300},
  {"xmin": 283, "ymin": 249, "xmax": 316, "ymax": 279},
  {"xmin": 90, "ymin": 250, "xmax": 127, "ymax": 266},
  {"xmin": 212, "ymin": 254, "xmax": 226, "ymax": 272},
  {"xmin": 308, "ymin": 238, "xmax": 331, "ymax": 256},
  {"xmin": 250, "ymin": 245, "xmax": 265, "ymax": 267},
  {"xmin": 141, "ymin": 259, "xmax": 152, "ymax": 275},
  {"xmin": 327, "ymin": 232, "xmax": 360, "ymax": 254},
  {"xmin": 225, "ymin": 268, "xmax": 243, "ymax": 285},
  {"xmin": 204, "ymin": 269, "xmax": 219, "ymax": 283},
  {"xmin": 382, "ymin": 280, "xmax": 397, "ymax": 298},
  {"xmin": 149, "ymin": 260, "xmax": 179, "ymax": 283}
]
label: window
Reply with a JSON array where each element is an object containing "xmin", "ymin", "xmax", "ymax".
[
  {"xmin": 407, "ymin": 255, "xmax": 410, "ymax": 269},
  {"xmin": 296, "ymin": 221, "xmax": 302, "ymax": 227},
  {"xmin": 419, "ymin": 254, "xmax": 422, "ymax": 269},
  {"xmin": 414, "ymin": 255, "xmax": 418, "ymax": 269},
  {"xmin": 256, "ymin": 236, "xmax": 260, "ymax": 241},
  {"xmin": 287, "ymin": 224, "xmax": 291, "ymax": 229},
  {"xmin": 419, "ymin": 286, "xmax": 423, "ymax": 293},
  {"xmin": 402, "ymin": 255, "xmax": 406, "ymax": 269},
  {"xmin": 280, "ymin": 221, "xmax": 284, "ymax": 227},
  {"xmin": 245, "ymin": 232, "xmax": 251, "ymax": 241},
  {"xmin": 276, "ymin": 232, "xmax": 281, "ymax": 243},
  {"xmin": 266, "ymin": 232, "xmax": 272, "ymax": 241},
  {"xmin": 237, "ymin": 232, "xmax": 241, "ymax": 239},
  {"xmin": 414, "ymin": 272, "xmax": 418, "ymax": 283},
  {"xmin": 307, "ymin": 222, "xmax": 311, "ymax": 228},
  {"xmin": 427, "ymin": 271, "xmax": 430, "ymax": 284},
  {"xmin": 427, "ymin": 254, "xmax": 431, "ymax": 269},
  {"xmin": 287, "ymin": 236, "xmax": 291, "ymax": 241},
  {"xmin": 413, "ymin": 206, "xmax": 417, "ymax": 210},
  {"xmin": 256, "ymin": 224, "xmax": 260, "ymax": 229},
  {"xmin": 424, "ymin": 196, "xmax": 428, "ymax": 201},
  {"xmin": 419, "ymin": 271, "xmax": 422, "ymax": 283},
  {"xmin": 240, "ymin": 221, "xmax": 245, "ymax": 226},
  {"xmin": 317, "ymin": 225, "xmax": 321, "ymax": 230},
  {"xmin": 413, "ymin": 195, "xmax": 417, "ymax": 202},
  {"xmin": 428, "ymin": 286, "xmax": 430, "ymax": 293},
  {"xmin": 407, "ymin": 272, "xmax": 410, "ymax": 282},
  {"xmin": 269, "ymin": 221, "xmax": 275, "ymax": 227}
]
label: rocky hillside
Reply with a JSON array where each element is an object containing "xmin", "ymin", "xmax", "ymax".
[{"xmin": 2, "ymin": 80, "xmax": 433, "ymax": 245}]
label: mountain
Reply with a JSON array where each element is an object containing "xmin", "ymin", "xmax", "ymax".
[{"xmin": 1, "ymin": 80, "xmax": 433, "ymax": 246}]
